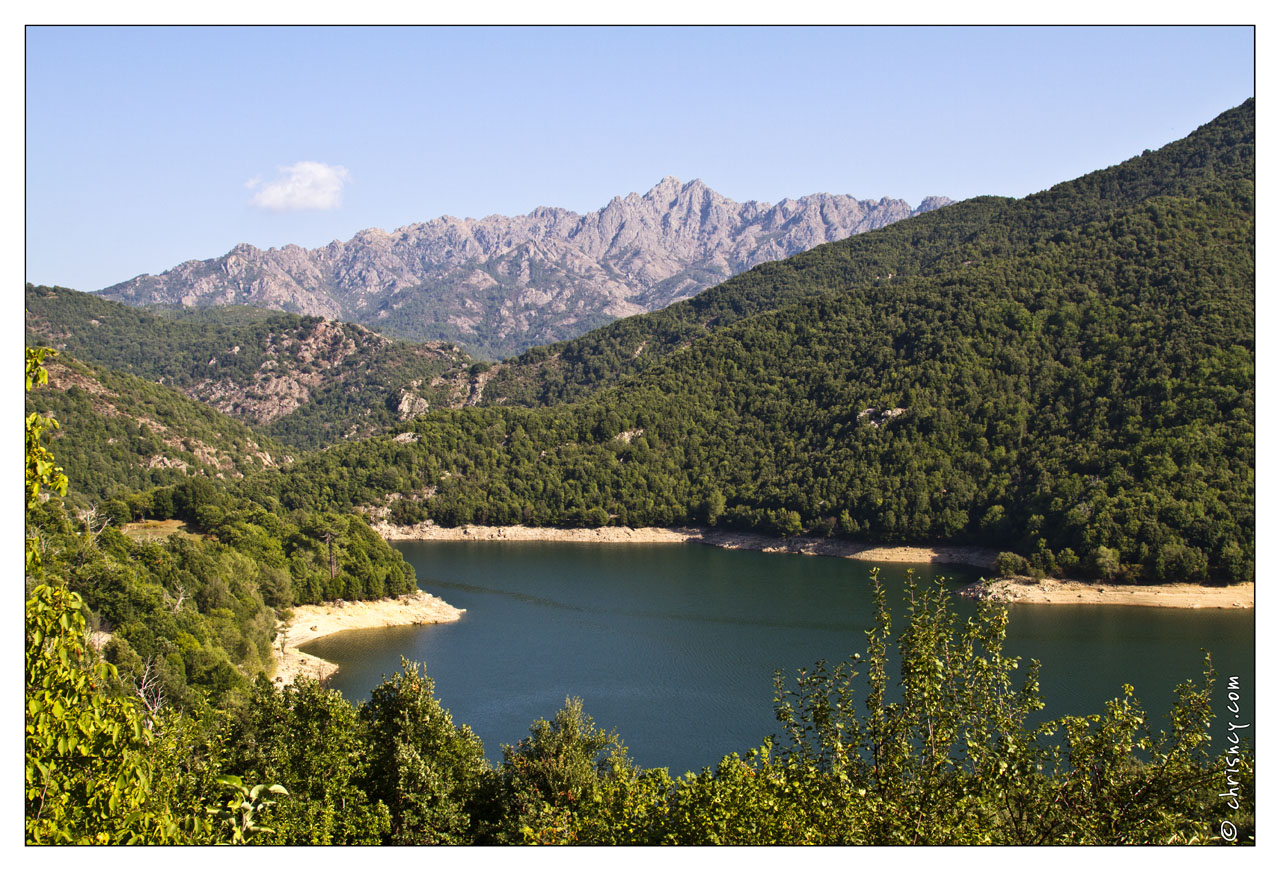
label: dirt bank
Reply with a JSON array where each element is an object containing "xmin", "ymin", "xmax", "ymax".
[
  {"xmin": 273, "ymin": 589, "xmax": 465, "ymax": 686},
  {"xmin": 369, "ymin": 520, "xmax": 999, "ymax": 569},
  {"xmin": 958, "ymin": 576, "xmax": 1254, "ymax": 609}
]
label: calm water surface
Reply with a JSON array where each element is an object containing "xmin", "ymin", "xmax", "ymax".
[{"xmin": 302, "ymin": 541, "xmax": 1255, "ymax": 774}]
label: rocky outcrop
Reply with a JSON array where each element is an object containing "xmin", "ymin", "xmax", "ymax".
[
  {"xmin": 396, "ymin": 388, "xmax": 431, "ymax": 421},
  {"xmin": 101, "ymin": 178, "xmax": 950, "ymax": 357},
  {"xmin": 175, "ymin": 319, "xmax": 462, "ymax": 429}
]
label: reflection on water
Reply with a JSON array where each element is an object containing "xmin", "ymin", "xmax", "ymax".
[{"xmin": 300, "ymin": 541, "xmax": 1254, "ymax": 775}]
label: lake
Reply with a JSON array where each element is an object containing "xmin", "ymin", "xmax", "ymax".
[{"xmin": 300, "ymin": 541, "xmax": 1255, "ymax": 775}]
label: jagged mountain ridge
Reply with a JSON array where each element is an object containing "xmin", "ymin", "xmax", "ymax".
[{"xmin": 100, "ymin": 177, "xmax": 950, "ymax": 357}]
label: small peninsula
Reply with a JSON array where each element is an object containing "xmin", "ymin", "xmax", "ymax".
[{"xmin": 273, "ymin": 589, "xmax": 465, "ymax": 685}]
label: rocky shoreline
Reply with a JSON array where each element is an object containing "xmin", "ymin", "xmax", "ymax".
[{"xmin": 958, "ymin": 575, "xmax": 1254, "ymax": 609}]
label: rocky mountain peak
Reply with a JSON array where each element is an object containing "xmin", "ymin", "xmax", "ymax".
[
  {"xmin": 100, "ymin": 178, "xmax": 951, "ymax": 358},
  {"xmin": 649, "ymin": 174, "xmax": 684, "ymax": 192}
]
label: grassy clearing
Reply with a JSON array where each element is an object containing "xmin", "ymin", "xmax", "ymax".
[{"xmin": 118, "ymin": 518, "xmax": 189, "ymax": 540}]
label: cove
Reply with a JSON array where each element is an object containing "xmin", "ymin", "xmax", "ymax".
[{"xmin": 301, "ymin": 541, "xmax": 1255, "ymax": 775}]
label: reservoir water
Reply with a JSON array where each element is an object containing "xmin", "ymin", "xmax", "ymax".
[{"xmin": 301, "ymin": 541, "xmax": 1255, "ymax": 775}]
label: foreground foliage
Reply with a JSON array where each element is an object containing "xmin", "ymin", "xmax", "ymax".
[
  {"xmin": 194, "ymin": 574, "xmax": 1254, "ymax": 845},
  {"xmin": 25, "ymin": 348, "xmax": 273, "ymax": 844}
]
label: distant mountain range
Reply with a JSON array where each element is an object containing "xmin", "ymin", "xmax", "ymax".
[{"xmin": 99, "ymin": 178, "xmax": 950, "ymax": 358}]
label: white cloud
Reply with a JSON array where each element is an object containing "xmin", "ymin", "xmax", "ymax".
[{"xmin": 247, "ymin": 161, "xmax": 350, "ymax": 211}]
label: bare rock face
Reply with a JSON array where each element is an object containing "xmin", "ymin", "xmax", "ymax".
[
  {"xmin": 184, "ymin": 319, "xmax": 362, "ymax": 425},
  {"xmin": 101, "ymin": 178, "xmax": 950, "ymax": 357},
  {"xmin": 396, "ymin": 388, "xmax": 431, "ymax": 421}
]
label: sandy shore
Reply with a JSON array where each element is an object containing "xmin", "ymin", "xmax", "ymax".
[
  {"xmin": 958, "ymin": 576, "xmax": 1254, "ymax": 609},
  {"xmin": 273, "ymin": 589, "xmax": 465, "ymax": 686},
  {"xmin": 369, "ymin": 520, "xmax": 999, "ymax": 569}
]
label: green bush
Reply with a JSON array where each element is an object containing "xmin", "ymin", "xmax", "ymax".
[{"xmin": 995, "ymin": 551, "xmax": 1032, "ymax": 576}]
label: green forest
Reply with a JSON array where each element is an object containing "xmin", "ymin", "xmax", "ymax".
[
  {"xmin": 234, "ymin": 101, "xmax": 1255, "ymax": 584},
  {"xmin": 25, "ymin": 353, "xmax": 291, "ymax": 506},
  {"xmin": 25, "ymin": 99, "xmax": 1255, "ymax": 845},
  {"xmin": 26, "ymin": 362, "xmax": 418, "ymax": 715}
]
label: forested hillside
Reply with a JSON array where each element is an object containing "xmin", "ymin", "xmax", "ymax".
[
  {"xmin": 25, "ymin": 286, "xmax": 476, "ymax": 450},
  {"xmin": 244, "ymin": 100, "xmax": 1254, "ymax": 585},
  {"xmin": 483, "ymin": 100, "xmax": 1254, "ymax": 407},
  {"xmin": 24, "ymin": 349, "xmax": 418, "ymax": 708},
  {"xmin": 24, "ymin": 354, "xmax": 291, "ymax": 508}
]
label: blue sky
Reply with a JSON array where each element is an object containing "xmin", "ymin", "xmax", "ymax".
[{"xmin": 25, "ymin": 25, "xmax": 1255, "ymax": 293}]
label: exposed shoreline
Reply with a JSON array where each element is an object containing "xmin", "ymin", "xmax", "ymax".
[
  {"xmin": 370, "ymin": 521, "xmax": 1252, "ymax": 611},
  {"xmin": 272, "ymin": 589, "xmax": 465, "ymax": 686},
  {"xmin": 369, "ymin": 520, "xmax": 1001, "ymax": 569},
  {"xmin": 957, "ymin": 575, "xmax": 1253, "ymax": 610}
]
